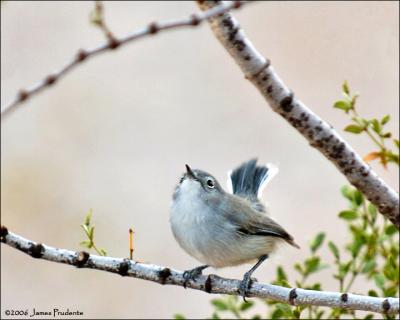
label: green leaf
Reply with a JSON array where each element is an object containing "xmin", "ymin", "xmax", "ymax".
[
  {"xmin": 378, "ymin": 233, "xmax": 390, "ymax": 243},
  {"xmin": 368, "ymin": 289, "xmax": 378, "ymax": 297},
  {"xmin": 342, "ymin": 92, "xmax": 352, "ymax": 102},
  {"xmin": 352, "ymin": 116, "xmax": 366, "ymax": 126},
  {"xmin": 389, "ymin": 245, "xmax": 399, "ymax": 257},
  {"xmin": 383, "ymin": 286, "xmax": 398, "ymax": 297},
  {"xmin": 271, "ymin": 308, "xmax": 283, "ymax": 320},
  {"xmin": 211, "ymin": 299, "xmax": 228, "ymax": 311},
  {"xmin": 353, "ymin": 190, "xmax": 364, "ymax": 206},
  {"xmin": 210, "ymin": 312, "xmax": 220, "ymax": 320},
  {"xmin": 351, "ymin": 93, "xmax": 359, "ymax": 106},
  {"xmin": 381, "ymin": 115, "xmax": 390, "ymax": 125},
  {"xmin": 338, "ymin": 210, "xmax": 358, "ymax": 220},
  {"xmin": 99, "ymin": 248, "xmax": 107, "ymax": 256},
  {"xmin": 381, "ymin": 132, "xmax": 392, "ymax": 138},
  {"xmin": 80, "ymin": 224, "xmax": 90, "ymax": 236},
  {"xmin": 277, "ymin": 266, "xmax": 287, "ymax": 282},
  {"xmin": 388, "ymin": 255, "xmax": 398, "ymax": 272},
  {"xmin": 349, "ymin": 238, "xmax": 364, "ymax": 258},
  {"xmin": 275, "ymin": 303, "xmax": 293, "ymax": 317},
  {"xmin": 362, "ymin": 260, "xmax": 376, "ymax": 273},
  {"xmin": 305, "ymin": 256, "xmax": 321, "ymax": 274},
  {"xmin": 274, "ymin": 279, "xmax": 291, "ymax": 288},
  {"xmin": 385, "ymin": 150, "xmax": 399, "ymax": 164},
  {"xmin": 366, "ymin": 233, "xmax": 377, "ymax": 247},
  {"xmin": 240, "ymin": 300, "xmax": 254, "ymax": 311},
  {"xmin": 310, "ymin": 232, "xmax": 326, "ymax": 253},
  {"xmin": 340, "ymin": 185, "xmax": 354, "ymax": 201},
  {"xmin": 363, "ymin": 314, "xmax": 374, "ymax": 320},
  {"xmin": 394, "ymin": 139, "xmax": 399, "ymax": 149},
  {"xmin": 370, "ymin": 119, "xmax": 381, "ymax": 134},
  {"xmin": 309, "ymin": 283, "xmax": 322, "ymax": 291},
  {"xmin": 316, "ymin": 310, "xmax": 325, "ymax": 319},
  {"xmin": 84, "ymin": 209, "xmax": 93, "ymax": 226},
  {"xmin": 342, "ymin": 81, "xmax": 350, "ymax": 95},
  {"xmin": 333, "ymin": 274, "xmax": 342, "ymax": 281},
  {"xmin": 368, "ymin": 204, "xmax": 377, "ymax": 220},
  {"xmin": 383, "ymin": 260, "xmax": 397, "ymax": 281},
  {"xmin": 339, "ymin": 261, "xmax": 352, "ymax": 277},
  {"xmin": 227, "ymin": 295, "xmax": 238, "ymax": 304},
  {"xmin": 174, "ymin": 314, "xmax": 186, "ymax": 320},
  {"xmin": 294, "ymin": 263, "xmax": 303, "ymax": 276},
  {"xmin": 373, "ymin": 274, "xmax": 385, "ymax": 289},
  {"xmin": 334, "ymin": 100, "xmax": 351, "ymax": 112},
  {"xmin": 251, "ymin": 315, "xmax": 261, "ymax": 320},
  {"xmin": 293, "ymin": 308, "xmax": 301, "ymax": 319},
  {"xmin": 89, "ymin": 226, "xmax": 94, "ymax": 240},
  {"xmin": 281, "ymin": 280, "xmax": 292, "ymax": 288},
  {"xmin": 328, "ymin": 241, "xmax": 340, "ymax": 260},
  {"xmin": 344, "ymin": 124, "xmax": 364, "ymax": 134},
  {"xmin": 385, "ymin": 225, "xmax": 398, "ymax": 236},
  {"xmin": 79, "ymin": 240, "xmax": 91, "ymax": 247}
]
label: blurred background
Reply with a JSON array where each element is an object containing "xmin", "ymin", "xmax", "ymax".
[{"xmin": 1, "ymin": 1, "xmax": 398, "ymax": 319}]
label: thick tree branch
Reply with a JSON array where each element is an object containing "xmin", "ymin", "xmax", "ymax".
[
  {"xmin": 197, "ymin": 1, "xmax": 399, "ymax": 228},
  {"xmin": 1, "ymin": 1, "xmax": 246, "ymax": 120},
  {"xmin": 1, "ymin": 227, "xmax": 398, "ymax": 315}
]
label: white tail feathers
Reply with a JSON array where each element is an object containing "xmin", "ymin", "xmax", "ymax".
[{"xmin": 257, "ymin": 163, "xmax": 279, "ymax": 198}]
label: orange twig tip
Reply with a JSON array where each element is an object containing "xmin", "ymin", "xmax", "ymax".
[{"xmin": 129, "ymin": 228, "xmax": 134, "ymax": 260}]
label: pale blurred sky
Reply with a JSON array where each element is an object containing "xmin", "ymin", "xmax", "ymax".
[{"xmin": 1, "ymin": 1, "xmax": 399, "ymax": 319}]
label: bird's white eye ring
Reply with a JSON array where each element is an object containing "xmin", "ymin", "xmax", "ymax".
[{"xmin": 207, "ymin": 179, "xmax": 214, "ymax": 188}]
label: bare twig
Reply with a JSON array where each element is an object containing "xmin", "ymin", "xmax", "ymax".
[
  {"xmin": 129, "ymin": 228, "xmax": 134, "ymax": 260},
  {"xmin": 1, "ymin": 1, "xmax": 246, "ymax": 120},
  {"xmin": 90, "ymin": 1, "xmax": 117, "ymax": 41},
  {"xmin": 197, "ymin": 1, "xmax": 399, "ymax": 228},
  {"xmin": 1, "ymin": 227, "xmax": 398, "ymax": 315}
]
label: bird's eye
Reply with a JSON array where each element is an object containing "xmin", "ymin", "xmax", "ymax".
[{"xmin": 206, "ymin": 179, "xmax": 215, "ymax": 188}]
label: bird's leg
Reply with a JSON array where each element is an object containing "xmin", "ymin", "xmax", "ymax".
[
  {"xmin": 182, "ymin": 265, "xmax": 208, "ymax": 288},
  {"xmin": 238, "ymin": 254, "xmax": 268, "ymax": 301}
]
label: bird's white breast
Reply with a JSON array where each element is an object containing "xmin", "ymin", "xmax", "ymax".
[
  {"xmin": 170, "ymin": 179, "xmax": 280, "ymax": 268},
  {"xmin": 170, "ymin": 179, "xmax": 210, "ymax": 262}
]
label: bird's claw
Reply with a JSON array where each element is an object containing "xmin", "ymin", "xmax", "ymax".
[
  {"xmin": 182, "ymin": 266, "xmax": 207, "ymax": 288},
  {"xmin": 238, "ymin": 272, "xmax": 258, "ymax": 302}
]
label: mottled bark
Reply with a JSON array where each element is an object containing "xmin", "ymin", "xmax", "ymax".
[
  {"xmin": 198, "ymin": 1, "xmax": 399, "ymax": 227},
  {"xmin": 1, "ymin": 228, "xmax": 398, "ymax": 315}
]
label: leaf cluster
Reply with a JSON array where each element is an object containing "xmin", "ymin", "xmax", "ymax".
[
  {"xmin": 80, "ymin": 209, "xmax": 107, "ymax": 256},
  {"xmin": 334, "ymin": 81, "xmax": 399, "ymax": 167}
]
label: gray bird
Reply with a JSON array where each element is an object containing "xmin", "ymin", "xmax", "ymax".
[{"xmin": 170, "ymin": 159, "xmax": 299, "ymax": 300}]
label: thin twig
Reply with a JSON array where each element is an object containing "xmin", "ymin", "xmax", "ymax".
[
  {"xmin": 1, "ymin": 1, "xmax": 247, "ymax": 120},
  {"xmin": 1, "ymin": 227, "xmax": 398, "ymax": 315},
  {"xmin": 197, "ymin": 0, "xmax": 399, "ymax": 228},
  {"xmin": 129, "ymin": 228, "xmax": 134, "ymax": 260},
  {"xmin": 90, "ymin": 1, "xmax": 117, "ymax": 41}
]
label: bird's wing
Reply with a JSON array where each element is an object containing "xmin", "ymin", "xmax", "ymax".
[{"xmin": 221, "ymin": 195, "xmax": 300, "ymax": 248}]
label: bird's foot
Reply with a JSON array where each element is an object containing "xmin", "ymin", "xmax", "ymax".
[
  {"xmin": 238, "ymin": 272, "xmax": 258, "ymax": 302},
  {"xmin": 182, "ymin": 265, "xmax": 208, "ymax": 288}
]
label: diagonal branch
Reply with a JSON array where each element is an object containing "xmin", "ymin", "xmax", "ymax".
[
  {"xmin": 1, "ymin": 227, "xmax": 398, "ymax": 315},
  {"xmin": 1, "ymin": 1, "xmax": 246, "ymax": 120},
  {"xmin": 197, "ymin": 1, "xmax": 399, "ymax": 228}
]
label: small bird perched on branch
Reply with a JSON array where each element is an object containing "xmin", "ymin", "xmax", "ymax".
[{"xmin": 170, "ymin": 159, "xmax": 299, "ymax": 300}]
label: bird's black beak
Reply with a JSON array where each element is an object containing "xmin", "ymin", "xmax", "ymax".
[{"xmin": 185, "ymin": 164, "xmax": 196, "ymax": 180}]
